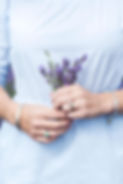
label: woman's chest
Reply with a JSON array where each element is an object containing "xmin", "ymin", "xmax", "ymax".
[
  {"xmin": 9, "ymin": 0, "xmax": 123, "ymax": 94},
  {"xmin": 9, "ymin": 0, "xmax": 122, "ymax": 49}
]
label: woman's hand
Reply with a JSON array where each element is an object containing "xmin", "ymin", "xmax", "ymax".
[
  {"xmin": 52, "ymin": 84, "xmax": 114, "ymax": 120},
  {"xmin": 19, "ymin": 104, "xmax": 71, "ymax": 143}
]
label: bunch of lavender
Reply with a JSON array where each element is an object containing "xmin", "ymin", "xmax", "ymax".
[
  {"xmin": 39, "ymin": 50, "xmax": 87, "ymax": 90},
  {"xmin": 5, "ymin": 64, "xmax": 15, "ymax": 97},
  {"xmin": 119, "ymin": 77, "xmax": 123, "ymax": 89}
]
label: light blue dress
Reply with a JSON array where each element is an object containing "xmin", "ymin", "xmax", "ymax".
[{"xmin": 0, "ymin": 0, "xmax": 123, "ymax": 183}]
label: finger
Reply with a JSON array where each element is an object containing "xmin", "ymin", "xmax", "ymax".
[
  {"xmin": 52, "ymin": 85, "xmax": 74, "ymax": 100},
  {"xmin": 67, "ymin": 109, "xmax": 89, "ymax": 119},
  {"xmin": 34, "ymin": 126, "xmax": 71, "ymax": 138},
  {"xmin": 52, "ymin": 84, "xmax": 85, "ymax": 100},
  {"xmin": 53, "ymin": 91, "xmax": 81, "ymax": 108},
  {"xmin": 53, "ymin": 95, "xmax": 72, "ymax": 109},
  {"xmin": 59, "ymin": 97, "xmax": 87, "ymax": 113},
  {"xmin": 34, "ymin": 126, "xmax": 71, "ymax": 143},
  {"xmin": 33, "ymin": 119, "xmax": 71, "ymax": 130},
  {"xmin": 52, "ymin": 87, "xmax": 85, "ymax": 109},
  {"xmin": 34, "ymin": 136, "xmax": 53, "ymax": 144},
  {"xmin": 73, "ymin": 99, "xmax": 89, "ymax": 109},
  {"xmin": 39, "ymin": 108, "xmax": 66, "ymax": 119}
]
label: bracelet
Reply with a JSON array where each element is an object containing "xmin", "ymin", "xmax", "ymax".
[
  {"xmin": 113, "ymin": 93, "xmax": 119, "ymax": 113},
  {"xmin": 14, "ymin": 104, "xmax": 24, "ymax": 129},
  {"xmin": 107, "ymin": 92, "xmax": 119, "ymax": 124}
]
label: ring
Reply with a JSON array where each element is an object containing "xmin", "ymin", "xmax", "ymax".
[
  {"xmin": 63, "ymin": 102, "xmax": 75, "ymax": 111},
  {"xmin": 43, "ymin": 130, "xmax": 50, "ymax": 139}
]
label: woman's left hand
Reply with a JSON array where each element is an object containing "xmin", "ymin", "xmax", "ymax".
[{"xmin": 52, "ymin": 84, "xmax": 114, "ymax": 120}]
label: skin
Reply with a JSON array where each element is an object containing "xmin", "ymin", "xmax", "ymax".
[
  {"xmin": 0, "ymin": 87, "xmax": 71, "ymax": 144},
  {"xmin": 0, "ymin": 85, "xmax": 123, "ymax": 144},
  {"xmin": 19, "ymin": 105, "xmax": 71, "ymax": 143},
  {"xmin": 52, "ymin": 84, "xmax": 123, "ymax": 119}
]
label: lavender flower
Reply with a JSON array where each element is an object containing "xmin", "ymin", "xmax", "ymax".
[
  {"xmin": 62, "ymin": 59, "xmax": 70, "ymax": 68},
  {"xmin": 5, "ymin": 64, "xmax": 15, "ymax": 96},
  {"xmin": 39, "ymin": 51, "xmax": 87, "ymax": 90},
  {"xmin": 7, "ymin": 65, "xmax": 14, "ymax": 83},
  {"xmin": 119, "ymin": 77, "xmax": 123, "ymax": 89},
  {"xmin": 39, "ymin": 66, "xmax": 47, "ymax": 76}
]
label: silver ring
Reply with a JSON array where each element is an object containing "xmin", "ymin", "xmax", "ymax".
[{"xmin": 43, "ymin": 130, "xmax": 50, "ymax": 138}]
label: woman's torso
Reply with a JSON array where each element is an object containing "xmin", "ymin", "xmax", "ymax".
[{"xmin": 8, "ymin": 0, "xmax": 123, "ymax": 105}]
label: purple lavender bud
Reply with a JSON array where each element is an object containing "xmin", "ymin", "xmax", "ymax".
[
  {"xmin": 79, "ymin": 54, "xmax": 87, "ymax": 62},
  {"xmin": 39, "ymin": 52, "xmax": 87, "ymax": 90},
  {"xmin": 7, "ymin": 65, "xmax": 14, "ymax": 83},
  {"xmin": 62, "ymin": 69, "xmax": 76, "ymax": 85},
  {"xmin": 119, "ymin": 78, "xmax": 123, "ymax": 89},
  {"xmin": 74, "ymin": 54, "xmax": 87, "ymax": 66},
  {"xmin": 39, "ymin": 66, "xmax": 47, "ymax": 76},
  {"xmin": 5, "ymin": 65, "xmax": 15, "ymax": 96},
  {"xmin": 72, "ymin": 64, "xmax": 82, "ymax": 73},
  {"xmin": 62, "ymin": 58, "xmax": 70, "ymax": 68},
  {"xmin": 55, "ymin": 65, "xmax": 63, "ymax": 79},
  {"xmin": 47, "ymin": 69, "xmax": 55, "ymax": 78},
  {"xmin": 56, "ymin": 65, "xmax": 62, "ymax": 75}
]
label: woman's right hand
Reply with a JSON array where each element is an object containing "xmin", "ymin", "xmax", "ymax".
[{"xmin": 19, "ymin": 104, "xmax": 72, "ymax": 143}]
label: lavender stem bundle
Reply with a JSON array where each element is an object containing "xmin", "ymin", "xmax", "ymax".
[{"xmin": 39, "ymin": 50, "xmax": 87, "ymax": 90}]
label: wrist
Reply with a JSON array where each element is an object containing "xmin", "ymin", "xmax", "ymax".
[
  {"xmin": 3, "ymin": 99, "xmax": 19, "ymax": 125},
  {"xmin": 98, "ymin": 93, "xmax": 114, "ymax": 114}
]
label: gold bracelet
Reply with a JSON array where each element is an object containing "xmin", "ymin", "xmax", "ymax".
[{"xmin": 14, "ymin": 104, "xmax": 24, "ymax": 129}]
